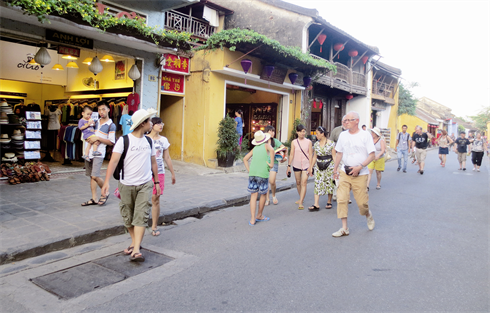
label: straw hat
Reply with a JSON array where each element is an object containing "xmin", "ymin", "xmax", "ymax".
[
  {"xmin": 370, "ymin": 127, "xmax": 381, "ymax": 137},
  {"xmin": 2, "ymin": 152, "xmax": 17, "ymax": 162},
  {"xmin": 251, "ymin": 130, "xmax": 271, "ymax": 145},
  {"xmin": 129, "ymin": 108, "xmax": 157, "ymax": 131},
  {"xmin": 0, "ymin": 133, "xmax": 10, "ymax": 143}
]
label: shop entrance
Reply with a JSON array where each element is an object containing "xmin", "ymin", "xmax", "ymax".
[
  {"xmin": 159, "ymin": 94, "xmax": 183, "ymax": 160},
  {"xmin": 225, "ymin": 83, "xmax": 288, "ymax": 150}
]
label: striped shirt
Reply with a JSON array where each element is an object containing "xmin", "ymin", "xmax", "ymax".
[{"xmin": 93, "ymin": 119, "xmax": 116, "ymax": 158}]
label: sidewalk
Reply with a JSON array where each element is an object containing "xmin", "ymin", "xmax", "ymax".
[{"xmin": 0, "ymin": 160, "xmax": 303, "ymax": 264}]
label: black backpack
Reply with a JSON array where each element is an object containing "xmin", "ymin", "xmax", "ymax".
[{"xmin": 113, "ymin": 135, "xmax": 153, "ymax": 180}]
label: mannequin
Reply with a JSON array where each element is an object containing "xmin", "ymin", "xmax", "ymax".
[{"xmin": 43, "ymin": 105, "xmax": 62, "ymax": 162}]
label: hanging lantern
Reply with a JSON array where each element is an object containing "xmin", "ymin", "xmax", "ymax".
[
  {"xmin": 51, "ymin": 63, "xmax": 64, "ymax": 71},
  {"xmin": 317, "ymin": 34, "xmax": 327, "ymax": 53},
  {"xmin": 313, "ymin": 99, "xmax": 317, "ymax": 109},
  {"xmin": 346, "ymin": 94, "xmax": 354, "ymax": 100},
  {"xmin": 319, "ymin": 100, "xmax": 323, "ymax": 109},
  {"xmin": 88, "ymin": 56, "xmax": 103, "ymax": 76},
  {"xmin": 288, "ymin": 73, "xmax": 298, "ymax": 94},
  {"xmin": 66, "ymin": 61, "xmax": 79, "ymax": 69},
  {"xmin": 303, "ymin": 76, "xmax": 312, "ymax": 87},
  {"xmin": 264, "ymin": 65, "xmax": 275, "ymax": 87},
  {"xmin": 34, "ymin": 47, "xmax": 51, "ymax": 68},
  {"xmin": 240, "ymin": 59, "xmax": 252, "ymax": 84},
  {"xmin": 333, "ymin": 43, "xmax": 344, "ymax": 59},
  {"xmin": 348, "ymin": 50, "xmax": 358, "ymax": 57},
  {"xmin": 128, "ymin": 64, "xmax": 141, "ymax": 81},
  {"xmin": 361, "ymin": 56, "xmax": 369, "ymax": 64}
]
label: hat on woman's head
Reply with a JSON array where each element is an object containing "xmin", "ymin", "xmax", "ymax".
[
  {"xmin": 370, "ymin": 127, "xmax": 381, "ymax": 137},
  {"xmin": 251, "ymin": 130, "xmax": 271, "ymax": 145},
  {"xmin": 130, "ymin": 108, "xmax": 157, "ymax": 131}
]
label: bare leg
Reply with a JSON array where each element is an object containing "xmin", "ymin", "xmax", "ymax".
[
  {"xmin": 376, "ymin": 171, "xmax": 382, "ymax": 187},
  {"xmin": 327, "ymin": 194, "xmax": 333, "ymax": 203},
  {"xmin": 256, "ymin": 194, "xmax": 267, "ymax": 220},
  {"xmin": 151, "ymin": 193, "xmax": 160, "ymax": 232},
  {"xmin": 420, "ymin": 161, "xmax": 425, "ymax": 171},
  {"xmin": 249, "ymin": 192, "xmax": 258, "ymax": 225},
  {"xmin": 128, "ymin": 226, "xmax": 145, "ymax": 255},
  {"xmin": 367, "ymin": 168, "xmax": 373, "ymax": 188},
  {"xmin": 269, "ymin": 171, "xmax": 277, "ymax": 198},
  {"xmin": 85, "ymin": 143, "xmax": 92, "ymax": 157},
  {"xmin": 294, "ymin": 170, "xmax": 301, "ymax": 196},
  {"xmin": 90, "ymin": 176, "xmax": 103, "ymax": 200},
  {"xmin": 298, "ymin": 171, "xmax": 308, "ymax": 205},
  {"xmin": 314, "ymin": 194, "xmax": 320, "ymax": 207},
  {"xmin": 341, "ymin": 217, "xmax": 348, "ymax": 230}
]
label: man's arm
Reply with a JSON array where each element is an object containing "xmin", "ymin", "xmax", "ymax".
[
  {"xmin": 101, "ymin": 152, "xmax": 121, "ymax": 197},
  {"xmin": 350, "ymin": 152, "xmax": 375, "ymax": 177},
  {"xmin": 333, "ymin": 151, "xmax": 343, "ymax": 179},
  {"xmin": 151, "ymin": 155, "xmax": 161, "ymax": 196}
]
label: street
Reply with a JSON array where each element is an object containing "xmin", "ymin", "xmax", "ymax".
[{"xmin": 0, "ymin": 149, "xmax": 488, "ymax": 312}]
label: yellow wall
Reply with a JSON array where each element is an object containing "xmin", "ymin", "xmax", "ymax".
[
  {"xmin": 0, "ymin": 79, "xmax": 65, "ymax": 113},
  {"xmin": 182, "ymin": 48, "xmax": 302, "ymax": 167},
  {"xmin": 486, "ymin": 121, "xmax": 490, "ymax": 138},
  {"xmin": 387, "ymin": 85, "xmax": 400, "ymax": 148},
  {"xmin": 160, "ymin": 95, "xmax": 183, "ymax": 160},
  {"xmin": 398, "ymin": 113, "xmax": 428, "ymax": 136}
]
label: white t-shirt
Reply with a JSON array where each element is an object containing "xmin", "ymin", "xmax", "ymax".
[
  {"xmin": 335, "ymin": 130, "xmax": 376, "ymax": 176},
  {"xmin": 113, "ymin": 133, "xmax": 156, "ymax": 186},
  {"xmin": 152, "ymin": 136, "xmax": 170, "ymax": 174},
  {"xmin": 47, "ymin": 109, "xmax": 62, "ymax": 130}
]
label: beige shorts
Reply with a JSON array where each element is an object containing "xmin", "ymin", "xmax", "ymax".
[
  {"xmin": 85, "ymin": 158, "xmax": 103, "ymax": 177},
  {"xmin": 415, "ymin": 148, "xmax": 427, "ymax": 164},
  {"xmin": 118, "ymin": 180, "xmax": 153, "ymax": 228},
  {"xmin": 457, "ymin": 152, "xmax": 467, "ymax": 163}
]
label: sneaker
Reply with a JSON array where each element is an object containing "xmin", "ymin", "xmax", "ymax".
[
  {"xmin": 420, "ymin": 170, "xmax": 424, "ymax": 175},
  {"xmin": 332, "ymin": 228, "xmax": 349, "ymax": 237},
  {"xmin": 397, "ymin": 167, "xmax": 401, "ymax": 172},
  {"xmin": 366, "ymin": 210, "xmax": 375, "ymax": 230},
  {"xmin": 473, "ymin": 168, "xmax": 476, "ymax": 171},
  {"xmin": 403, "ymin": 170, "xmax": 407, "ymax": 173},
  {"xmin": 463, "ymin": 168, "xmax": 466, "ymax": 171},
  {"xmin": 93, "ymin": 151, "xmax": 102, "ymax": 157},
  {"xmin": 477, "ymin": 169, "xmax": 480, "ymax": 172}
]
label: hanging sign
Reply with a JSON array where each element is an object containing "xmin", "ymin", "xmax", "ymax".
[
  {"xmin": 57, "ymin": 46, "xmax": 80, "ymax": 57},
  {"xmin": 162, "ymin": 54, "xmax": 190, "ymax": 75},
  {"xmin": 46, "ymin": 29, "xmax": 93, "ymax": 49},
  {"xmin": 161, "ymin": 73, "xmax": 185, "ymax": 95}
]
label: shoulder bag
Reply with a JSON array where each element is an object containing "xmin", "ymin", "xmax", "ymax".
[{"xmin": 297, "ymin": 139, "xmax": 313, "ymax": 174}]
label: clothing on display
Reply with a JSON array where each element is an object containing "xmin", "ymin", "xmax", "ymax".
[
  {"xmin": 47, "ymin": 107, "xmax": 62, "ymax": 130},
  {"xmin": 127, "ymin": 93, "xmax": 140, "ymax": 113}
]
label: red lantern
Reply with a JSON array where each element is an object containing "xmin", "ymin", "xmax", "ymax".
[
  {"xmin": 346, "ymin": 94, "xmax": 353, "ymax": 100},
  {"xmin": 313, "ymin": 99, "xmax": 317, "ymax": 109},
  {"xmin": 348, "ymin": 50, "xmax": 358, "ymax": 57},
  {"xmin": 334, "ymin": 43, "xmax": 344, "ymax": 59},
  {"xmin": 317, "ymin": 34, "xmax": 327, "ymax": 53},
  {"xmin": 319, "ymin": 100, "xmax": 323, "ymax": 109},
  {"xmin": 361, "ymin": 56, "xmax": 369, "ymax": 64}
]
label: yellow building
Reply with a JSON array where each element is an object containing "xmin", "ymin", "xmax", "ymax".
[
  {"xmin": 159, "ymin": 47, "xmax": 312, "ymax": 167},
  {"xmin": 398, "ymin": 107, "xmax": 440, "ymax": 137}
]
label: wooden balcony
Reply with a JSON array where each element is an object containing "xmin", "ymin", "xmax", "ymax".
[
  {"xmin": 372, "ymin": 81, "xmax": 395, "ymax": 105},
  {"xmin": 310, "ymin": 55, "xmax": 367, "ymax": 95},
  {"xmin": 165, "ymin": 10, "xmax": 216, "ymax": 39}
]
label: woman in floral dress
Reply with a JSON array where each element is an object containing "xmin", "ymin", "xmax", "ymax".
[{"xmin": 308, "ymin": 126, "xmax": 336, "ymax": 211}]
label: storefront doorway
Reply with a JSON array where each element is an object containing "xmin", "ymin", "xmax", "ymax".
[{"xmin": 159, "ymin": 94, "xmax": 183, "ymax": 160}]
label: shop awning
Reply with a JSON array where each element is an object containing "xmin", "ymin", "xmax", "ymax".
[{"xmin": 213, "ymin": 67, "xmax": 305, "ymax": 91}]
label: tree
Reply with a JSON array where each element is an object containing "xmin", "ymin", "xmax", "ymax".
[
  {"xmin": 458, "ymin": 125, "xmax": 465, "ymax": 134},
  {"xmin": 397, "ymin": 82, "xmax": 418, "ymax": 116},
  {"xmin": 469, "ymin": 106, "xmax": 490, "ymax": 132}
]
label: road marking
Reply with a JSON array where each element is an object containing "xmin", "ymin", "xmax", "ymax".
[{"xmin": 452, "ymin": 172, "xmax": 473, "ymax": 175}]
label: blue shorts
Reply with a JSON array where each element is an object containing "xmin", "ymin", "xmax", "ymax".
[
  {"xmin": 247, "ymin": 176, "xmax": 269, "ymax": 195},
  {"xmin": 270, "ymin": 162, "xmax": 279, "ymax": 172},
  {"xmin": 439, "ymin": 147, "xmax": 449, "ymax": 155}
]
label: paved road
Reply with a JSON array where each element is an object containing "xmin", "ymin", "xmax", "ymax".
[{"xmin": 0, "ymin": 150, "xmax": 488, "ymax": 312}]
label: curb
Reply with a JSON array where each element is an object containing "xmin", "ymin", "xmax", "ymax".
[{"xmin": 0, "ymin": 178, "xmax": 305, "ymax": 265}]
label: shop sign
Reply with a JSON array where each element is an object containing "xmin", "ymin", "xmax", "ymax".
[
  {"xmin": 161, "ymin": 73, "xmax": 185, "ymax": 94},
  {"xmin": 162, "ymin": 54, "xmax": 190, "ymax": 75},
  {"xmin": 57, "ymin": 46, "xmax": 80, "ymax": 57},
  {"xmin": 46, "ymin": 29, "xmax": 93, "ymax": 49},
  {"xmin": 0, "ymin": 41, "xmax": 67, "ymax": 85}
]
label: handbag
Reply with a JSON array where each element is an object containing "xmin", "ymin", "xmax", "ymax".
[
  {"xmin": 317, "ymin": 155, "xmax": 332, "ymax": 171},
  {"xmin": 344, "ymin": 165, "xmax": 354, "ymax": 175},
  {"xmin": 297, "ymin": 139, "xmax": 313, "ymax": 174},
  {"xmin": 385, "ymin": 153, "xmax": 392, "ymax": 161}
]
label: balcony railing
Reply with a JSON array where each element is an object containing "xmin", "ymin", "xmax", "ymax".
[
  {"xmin": 372, "ymin": 81, "xmax": 395, "ymax": 98},
  {"xmin": 165, "ymin": 10, "xmax": 216, "ymax": 39},
  {"xmin": 309, "ymin": 55, "xmax": 366, "ymax": 91}
]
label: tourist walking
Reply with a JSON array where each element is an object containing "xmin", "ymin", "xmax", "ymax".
[
  {"xmin": 146, "ymin": 117, "xmax": 176, "ymax": 236},
  {"xmin": 437, "ymin": 130, "xmax": 453, "ymax": 167},
  {"xmin": 307, "ymin": 126, "xmax": 336, "ymax": 211},
  {"xmin": 234, "ymin": 109, "xmax": 243, "ymax": 149},
  {"xmin": 411, "ymin": 126, "xmax": 430, "ymax": 175},
  {"xmin": 329, "ymin": 122, "xmax": 345, "ymax": 202},
  {"xmin": 243, "ymin": 131, "xmax": 275, "ymax": 226},
  {"xmin": 395, "ymin": 125, "xmax": 411, "ymax": 173},
  {"xmin": 264, "ymin": 125, "xmax": 288, "ymax": 206},
  {"xmin": 470, "ymin": 133, "xmax": 487, "ymax": 172},
  {"xmin": 102, "ymin": 109, "xmax": 159, "ymax": 262},
  {"xmin": 332, "ymin": 111, "xmax": 375, "ymax": 237},
  {"xmin": 286, "ymin": 124, "xmax": 313, "ymax": 210},
  {"xmin": 367, "ymin": 127, "xmax": 386, "ymax": 190},
  {"xmin": 454, "ymin": 132, "xmax": 471, "ymax": 170}
]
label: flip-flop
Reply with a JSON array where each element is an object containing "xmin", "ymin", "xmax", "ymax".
[
  {"xmin": 308, "ymin": 205, "xmax": 319, "ymax": 211},
  {"xmin": 265, "ymin": 200, "xmax": 270, "ymax": 206},
  {"xmin": 298, "ymin": 204, "xmax": 304, "ymax": 210},
  {"xmin": 376, "ymin": 185, "xmax": 381, "ymax": 190},
  {"xmin": 98, "ymin": 194, "xmax": 110, "ymax": 206},
  {"xmin": 249, "ymin": 221, "xmax": 256, "ymax": 226},
  {"xmin": 272, "ymin": 197, "xmax": 278, "ymax": 205},
  {"xmin": 151, "ymin": 229, "xmax": 160, "ymax": 236},
  {"xmin": 325, "ymin": 203, "xmax": 333, "ymax": 209},
  {"xmin": 81, "ymin": 199, "xmax": 97, "ymax": 206},
  {"xmin": 124, "ymin": 245, "xmax": 144, "ymax": 255},
  {"xmin": 256, "ymin": 216, "xmax": 270, "ymax": 222},
  {"xmin": 130, "ymin": 252, "xmax": 145, "ymax": 262}
]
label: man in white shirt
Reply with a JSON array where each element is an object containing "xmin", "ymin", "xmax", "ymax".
[
  {"xmin": 332, "ymin": 111, "xmax": 376, "ymax": 237},
  {"xmin": 102, "ymin": 109, "xmax": 160, "ymax": 262}
]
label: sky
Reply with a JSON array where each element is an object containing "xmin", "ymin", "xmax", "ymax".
[{"xmin": 283, "ymin": 0, "xmax": 490, "ymax": 119}]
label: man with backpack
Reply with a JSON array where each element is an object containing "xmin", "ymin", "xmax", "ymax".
[
  {"xmin": 395, "ymin": 125, "xmax": 411, "ymax": 173},
  {"xmin": 101, "ymin": 108, "xmax": 159, "ymax": 262}
]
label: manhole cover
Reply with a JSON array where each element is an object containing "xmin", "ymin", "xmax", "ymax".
[{"xmin": 31, "ymin": 248, "xmax": 174, "ymax": 300}]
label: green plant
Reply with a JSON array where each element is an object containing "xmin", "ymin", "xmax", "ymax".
[
  {"xmin": 458, "ymin": 125, "xmax": 465, "ymax": 134},
  {"xmin": 398, "ymin": 82, "xmax": 418, "ymax": 116},
  {"xmin": 216, "ymin": 116, "xmax": 240, "ymax": 159},
  {"xmin": 469, "ymin": 106, "xmax": 490, "ymax": 132},
  {"xmin": 8, "ymin": 0, "xmax": 194, "ymax": 51},
  {"xmin": 195, "ymin": 28, "xmax": 337, "ymax": 74},
  {"xmin": 287, "ymin": 118, "xmax": 305, "ymax": 145}
]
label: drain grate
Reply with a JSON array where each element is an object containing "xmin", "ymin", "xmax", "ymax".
[{"xmin": 30, "ymin": 248, "xmax": 173, "ymax": 300}]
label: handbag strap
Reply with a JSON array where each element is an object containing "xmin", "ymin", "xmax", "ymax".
[{"xmin": 297, "ymin": 139, "xmax": 309, "ymax": 160}]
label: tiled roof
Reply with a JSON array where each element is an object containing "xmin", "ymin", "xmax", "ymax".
[{"xmin": 415, "ymin": 108, "xmax": 439, "ymax": 125}]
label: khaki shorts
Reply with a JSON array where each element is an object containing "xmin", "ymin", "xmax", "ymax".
[
  {"xmin": 415, "ymin": 148, "xmax": 427, "ymax": 164},
  {"xmin": 118, "ymin": 180, "xmax": 153, "ymax": 228},
  {"xmin": 457, "ymin": 152, "xmax": 467, "ymax": 163},
  {"xmin": 85, "ymin": 158, "xmax": 103, "ymax": 177},
  {"xmin": 367, "ymin": 157, "xmax": 385, "ymax": 171}
]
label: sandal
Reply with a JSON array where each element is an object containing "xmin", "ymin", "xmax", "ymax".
[
  {"xmin": 98, "ymin": 194, "xmax": 110, "ymax": 206},
  {"xmin": 130, "ymin": 252, "xmax": 145, "ymax": 262},
  {"xmin": 376, "ymin": 185, "xmax": 381, "ymax": 190},
  {"xmin": 308, "ymin": 205, "xmax": 319, "ymax": 211},
  {"xmin": 124, "ymin": 245, "xmax": 144, "ymax": 255},
  {"xmin": 151, "ymin": 229, "xmax": 160, "ymax": 236},
  {"xmin": 325, "ymin": 203, "xmax": 332, "ymax": 209},
  {"xmin": 272, "ymin": 197, "xmax": 278, "ymax": 205},
  {"xmin": 298, "ymin": 204, "xmax": 304, "ymax": 210},
  {"xmin": 81, "ymin": 199, "xmax": 97, "ymax": 206},
  {"xmin": 265, "ymin": 199, "xmax": 270, "ymax": 206}
]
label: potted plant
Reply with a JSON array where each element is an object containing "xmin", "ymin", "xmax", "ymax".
[{"xmin": 216, "ymin": 116, "xmax": 239, "ymax": 167}]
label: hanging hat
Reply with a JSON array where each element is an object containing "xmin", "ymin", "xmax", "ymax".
[
  {"xmin": 2, "ymin": 152, "xmax": 18, "ymax": 162},
  {"xmin": 251, "ymin": 130, "xmax": 271, "ymax": 145},
  {"xmin": 370, "ymin": 127, "xmax": 381, "ymax": 137},
  {"xmin": 0, "ymin": 133, "xmax": 11, "ymax": 143},
  {"xmin": 8, "ymin": 114, "xmax": 19, "ymax": 124},
  {"xmin": 129, "ymin": 108, "xmax": 157, "ymax": 131},
  {"xmin": 0, "ymin": 112, "xmax": 8, "ymax": 124}
]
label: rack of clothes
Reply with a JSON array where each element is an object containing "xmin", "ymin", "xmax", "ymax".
[{"xmin": 58, "ymin": 124, "xmax": 84, "ymax": 163}]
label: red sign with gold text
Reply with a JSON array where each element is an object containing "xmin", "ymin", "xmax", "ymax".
[
  {"xmin": 161, "ymin": 72, "xmax": 184, "ymax": 94},
  {"xmin": 163, "ymin": 54, "xmax": 190, "ymax": 74}
]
